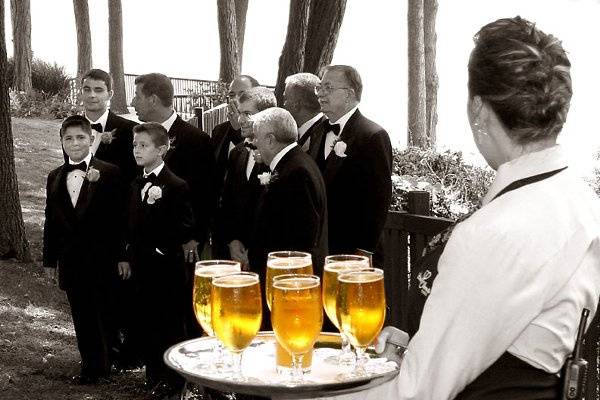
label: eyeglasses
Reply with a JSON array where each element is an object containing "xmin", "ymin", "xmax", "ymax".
[{"xmin": 314, "ymin": 84, "xmax": 351, "ymax": 95}]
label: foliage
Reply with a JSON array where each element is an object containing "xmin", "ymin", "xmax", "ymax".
[
  {"xmin": 587, "ymin": 150, "xmax": 600, "ymax": 197},
  {"xmin": 6, "ymin": 58, "xmax": 71, "ymax": 95},
  {"xmin": 391, "ymin": 147, "xmax": 495, "ymax": 219},
  {"xmin": 185, "ymin": 80, "xmax": 229, "ymax": 110},
  {"xmin": 9, "ymin": 89, "xmax": 80, "ymax": 119}
]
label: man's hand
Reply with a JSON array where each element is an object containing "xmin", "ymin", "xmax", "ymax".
[
  {"xmin": 228, "ymin": 99, "xmax": 241, "ymax": 130},
  {"xmin": 182, "ymin": 239, "xmax": 200, "ymax": 263},
  {"xmin": 44, "ymin": 267, "xmax": 57, "ymax": 285},
  {"xmin": 118, "ymin": 261, "xmax": 132, "ymax": 280},
  {"xmin": 374, "ymin": 326, "xmax": 410, "ymax": 365},
  {"xmin": 228, "ymin": 240, "xmax": 249, "ymax": 270}
]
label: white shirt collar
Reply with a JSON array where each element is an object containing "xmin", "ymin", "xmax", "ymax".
[
  {"xmin": 298, "ymin": 112, "xmax": 323, "ymax": 139},
  {"xmin": 69, "ymin": 152, "xmax": 93, "ymax": 167},
  {"xmin": 270, "ymin": 142, "xmax": 297, "ymax": 172},
  {"xmin": 86, "ymin": 109, "xmax": 109, "ymax": 131},
  {"xmin": 482, "ymin": 145, "xmax": 568, "ymax": 205},
  {"xmin": 329, "ymin": 105, "xmax": 359, "ymax": 134},
  {"xmin": 144, "ymin": 161, "xmax": 165, "ymax": 178},
  {"xmin": 161, "ymin": 111, "xmax": 178, "ymax": 133}
]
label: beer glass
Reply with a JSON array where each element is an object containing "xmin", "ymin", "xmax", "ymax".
[
  {"xmin": 193, "ymin": 260, "xmax": 241, "ymax": 368},
  {"xmin": 323, "ymin": 255, "xmax": 370, "ymax": 365},
  {"xmin": 272, "ymin": 275, "xmax": 322, "ymax": 384},
  {"xmin": 212, "ymin": 272, "xmax": 262, "ymax": 381},
  {"xmin": 337, "ymin": 268, "xmax": 386, "ymax": 377},
  {"xmin": 266, "ymin": 251, "xmax": 313, "ymax": 311}
]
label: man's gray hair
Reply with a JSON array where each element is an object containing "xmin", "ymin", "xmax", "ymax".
[
  {"xmin": 284, "ymin": 73, "xmax": 321, "ymax": 113},
  {"xmin": 253, "ymin": 107, "xmax": 298, "ymax": 144},
  {"xmin": 239, "ymin": 87, "xmax": 277, "ymax": 112},
  {"xmin": 320, "ymin": 65, "xmax": 363, "ymax": 101}
]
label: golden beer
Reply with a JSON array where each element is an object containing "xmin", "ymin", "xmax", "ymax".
[
  {"xmin": 266, "ymin": 252, "xmax": 313, "ymax": 310},
  {"xmin": 211, "ymin": 273, "xmax": 262, "ymax": 352},
  {"xmin": 272, "ymin": 277, "xmax": 322, "ymax": 357},
  {"xmin": 193, "ymin": 262, "xmax": 241, "ymax": 336},
  {"xmin": 322, "ymin": 257, "xmax": 370, "ymax": 330},
  {"xmin": 275, "ymin": 341, "xmax": 313, "ymax": 370},
  {"xmin": 337, "ymin": 270, "xmax": 386, "ymax": 348}
]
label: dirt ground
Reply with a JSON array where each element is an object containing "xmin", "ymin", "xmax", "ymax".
[{"xmin": 1, "ymin": 118, "xmax": 146, "ymax": 400}]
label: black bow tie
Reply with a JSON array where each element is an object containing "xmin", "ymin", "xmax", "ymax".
[
  {"xmin": 243, "ymin": 142, "xmax": 257, "ymax": 150},
  {"xmin": 65, "ymin": 161, "xmax": 87, "ymax": 173},
  {"xmin": 323, "ymin": 120, "xmax": 341, "ymax": 136},
  {"xmin": 90, "ymin": 123, "xmax": 103, "ymax": 133}
]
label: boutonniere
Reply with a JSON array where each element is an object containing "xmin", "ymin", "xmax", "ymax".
[
  {"xmin": 332, "ymin": 138, "xmax": 347, "ymax": 158},
  {"xmin": 86, "ymin": 167, "xmax": 100, "ymax": 182},
  {"xmin": 147, "ymin": 185, "xmax": 163, "ymax": 204},
  {"xmin": 100, "ymin": 129, "xmax": 117, "ymax": 144},
  {"xmin": 168, "ymin": 136, "xmax": 176, "ymax": 151},
  {"xmin": 258, "ymin": 171, "xmax": 279, "ymax": 186}
]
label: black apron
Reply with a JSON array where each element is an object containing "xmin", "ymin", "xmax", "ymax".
[{"xmin": 407, "ymin": 167, "xmax": 567, "ymax": 400}]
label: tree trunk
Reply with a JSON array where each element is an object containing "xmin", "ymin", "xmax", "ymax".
[
  {"xmin": 424, "ymin": 0, "xmax": 438, "ymax": 147},
  {"xmin": 407, "ymin": 0, "xmax": 427, "ymax": 148},
  {"xmin": 0, "ymin": 1, "xmax": 31, "ymax": 262},
  {"xmin": 217, "ymin": 0, "xmax": 240, "ymax": 84},
  {"xmin": 9, "ymin": 0, "xmax": 32, "ymax": 92},
  {"xmin": 234, "ymin": 0, "xmax": 248, "ymax": 71},
  {"xmin": 108, "ymin": 0, "xmax": 128, "ymax": 114},
  {"xmin": 303, "ymin": 0, "xmax": 347, "ymax": 75},
  {"xmin": 73, "ymin": 0, "xmax": 92, "ymax": 102},
  {"xmin": 274, "ymin": 0, "xmax": 311, "ymax": 105}
]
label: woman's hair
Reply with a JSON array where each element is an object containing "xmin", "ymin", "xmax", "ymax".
[{"xmin": 468, "ymin": 16, "xmax": 572, "ymax": 143}]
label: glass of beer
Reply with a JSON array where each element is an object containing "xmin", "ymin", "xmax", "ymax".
[
  {"xmin": 193, "ymin": 260, "xmax": 241, "ymax": 369},
  {"xmin": 272, "ymin": 274, "xmax": 315, "ymax": 374},
  {"xmin": 337, "ymin": 268, "xmax": 386, "ymax": 377},
  {"xmin": 272, "ymin": 274, "xmax": 323, "ymax": 384},
  {"xmin": 266, "ymin": 251, "xmax": 313, "ymax": 311},
  {"xmin": 211, "ymin": 272, "xmax": 262, "ymax": 381},
  {"xmin": 323, "ymin": 255, "xmax": 370, "ymax": 364}
]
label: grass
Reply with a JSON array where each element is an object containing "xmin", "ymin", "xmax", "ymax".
[{"xmin": 0, "ymin": 118, "xmax": 146, "ymax": 400}]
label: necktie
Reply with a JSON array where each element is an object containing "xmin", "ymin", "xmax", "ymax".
[
  {"xmin": 323, "ymin": 120, "xmax": 341, "ymax": 136},
  {"xmin": 243, "ymin": 141, "xmax": 257, "ymax": 150},
  {"xmin": 91, "ymin": 123, "xmax": 103, "ymax": 133},
  {"xmin": 65, "ymin": 161, "xmax": 87, "ymax": 173},
  {"xmin": 142, "ymin": 172, "xmax": 157, "ymax": 185}
]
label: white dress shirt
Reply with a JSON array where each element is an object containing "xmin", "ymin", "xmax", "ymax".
[
  {"xmin": 87, "ymin": 109, "xmax": 109, "ymax": 155},
  {"xmin": 66, "ymin": 153, "xmax": 93, "ymax": 207},
  {"xmin": 161, "ymin": 111, "xmax": 178, "ymax": 133},
  {"xmin": 324, "ymin": 106, "xmax": 358, "ymax": 159},
  {"xmin": 244, "ymin": 139, "xmax": 256, "ymax": 180},
  {"xmin": 141, "ymin": 162, "xmax": 165, "ymax": 200},
  {"xmin": 298, "ymin": 112, "xmax": 323, "ymax": 151},
  {"xmin": 286, "ymin": 145, "xmax": 600, "ymax": 400},
  {"xmin": 270, "ymin": 142, "xmax": 297, "ymax": 172}
]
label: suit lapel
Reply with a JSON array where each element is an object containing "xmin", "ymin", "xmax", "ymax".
[
  {"xmin": 323, "ymin": 110, "xmax": 361, "ymax": 184},
  {"xmin": 74, "ymin": 158, "xmax": 100, "ymax": 218},
  {"xmin": 52, "ymin": 166, "xmax": 78, "ymax": 224},
  {"xmin": 164, "ymin": 117, "xmax": 181, "ymax": 163}
]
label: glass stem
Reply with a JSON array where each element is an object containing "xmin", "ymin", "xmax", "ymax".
[
  {"xmin": 290, "ymin": 353, "xmax": 305, "ymax": 384},
  {"xmin": 230, "ymin": 350, "xmax": 244, "ymax": 381},
  {"xmin": 354, "ymin": 346, "xmax": 368, "ymax": 375},
  {"xmin": 340, "ymin": 331, "xmax": 351, "ymax": 354}
]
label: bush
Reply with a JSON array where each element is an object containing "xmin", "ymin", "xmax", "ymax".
[
  {"xmin": 587, "ymin": 150, "xmax": 600, "ymax": 197},
  {"xmin": 6, "ymin": 58, "xmax": 70, "ymax": 96},
  {"xmin": 10, "ymin": 89, "xmax": 80, "ymax": 119},
  {"xmin": 391, "ymin": 147, "xmax": 495, "ymax": 219}
]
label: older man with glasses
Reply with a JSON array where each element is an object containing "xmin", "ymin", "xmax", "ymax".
[{"xmin": 315, "ymin": 65, "xmax": 392, "ymax": 267}]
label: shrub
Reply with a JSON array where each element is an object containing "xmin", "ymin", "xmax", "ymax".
[
  {"xmin": 587, "ymin": 150, "xmax": 600, "ymax": 197},
  {"xmin": 6, "ymin": 58, "xmax": 70, "ymax": 96},
  {"xmin": 391, "ymin": 147, "xmax": 495, "ymax": 219},
  {"xmin": 10, "ymin": 89, "xmax": 80, "ymax": 119}
]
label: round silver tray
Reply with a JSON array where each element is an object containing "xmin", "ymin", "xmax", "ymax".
[{"xmin": 164, "ymin": 332, "xmax": 399, "ymax": 398}]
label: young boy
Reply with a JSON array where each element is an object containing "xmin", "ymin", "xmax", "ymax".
[
  {"xmin": 120, "ymin": 122, "xmax": 194, "ymax": 398},
  {"xmin": 43, "ymin": 115, "xmax": 127, "ymax": 384}
]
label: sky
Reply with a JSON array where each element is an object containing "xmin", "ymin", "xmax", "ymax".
[{"xmin": 4, "ymin": 0, "xmax": 600, "ymax": 176}]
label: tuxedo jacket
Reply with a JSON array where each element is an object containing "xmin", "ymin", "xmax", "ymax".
[
  {"xmin": 125, "ymin": 166, "xmax": 195, "ymax": 278},
  {"xmin": 217, "ymin": 142, "xmax": 269, "ymax": 250},
  {"xmin": 299, "ymin": 115, "xmax": 327, "ymax": 162},
  {"xmin": 94, "ymin": 111, "xmax": 139, "ymax": 182},
  {"xmin": 43, "ymin": 158, "xmax": 126, "ymax": 290},
  {"xmin": 164, "ymin": 115, "xmax": 215, "ymax": 246},
  {"xmin": 321, "ymin": 110, "xmax": 392, "ymax": 259},
  {"xmin": 249, "ymin": 146, "xmax": 328, "ymax": 277},
  {"xmin": 211, "ymin": 120, "xmax": 242, "ymax": 199}
]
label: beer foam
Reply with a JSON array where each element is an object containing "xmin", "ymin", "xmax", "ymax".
[
  {"xmin": 212, "ymin": 274, "xmax": 259, "ymax": 287},
  {"xmin": 273, "ymin": 277, "xmax": 320, "ymax": 290},
  {"xmin": 337, "ymin": 271, "xmax": 384, "ymax": 283},
  {"xmin": 267, "ymin": 257, "xmax": 311, "ymax": 269},
  {"xmin": 324, "ymin": 262, "xmax": 369, "ymax": 273},
  {"xmin": 195, "ymin": 265, "xmax": 239, "ymax": 277}
]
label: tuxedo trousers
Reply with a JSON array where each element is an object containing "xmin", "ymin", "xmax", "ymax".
[
  {"xmin": 135, "ymin": 251, "xmax": 186, "ymax": 386},
  {"xmin": 65, "ymin": 282, "xmax": 113, "ymax": 378}
]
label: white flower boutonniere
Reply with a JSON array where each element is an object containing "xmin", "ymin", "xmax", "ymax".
[
  {"xmin": 258, "ymin": 172, "xmax": 272, "ymax": 185},
  {"xmin": 86, "ymin": 167, "xmax": 100, "ymax": 182},
  {"xmin": 147, "ymin": 186, "xmax": 163, "ymax": 204},
  {"xmin": 100, "ymin": 129, "xmax": 116, "ymax": 144},
  {"xmin": 332, "ymin": 139, "xmax": 347, "ymax": 158}
]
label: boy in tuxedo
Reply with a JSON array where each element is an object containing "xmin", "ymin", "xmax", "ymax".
[
  {"xmin": 43, "ymin": 115, "xmax": 128, "ymax": 384},
  {"xmin": 120, "ymin": 122, "xmax": 194, "ymax": 399}
]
